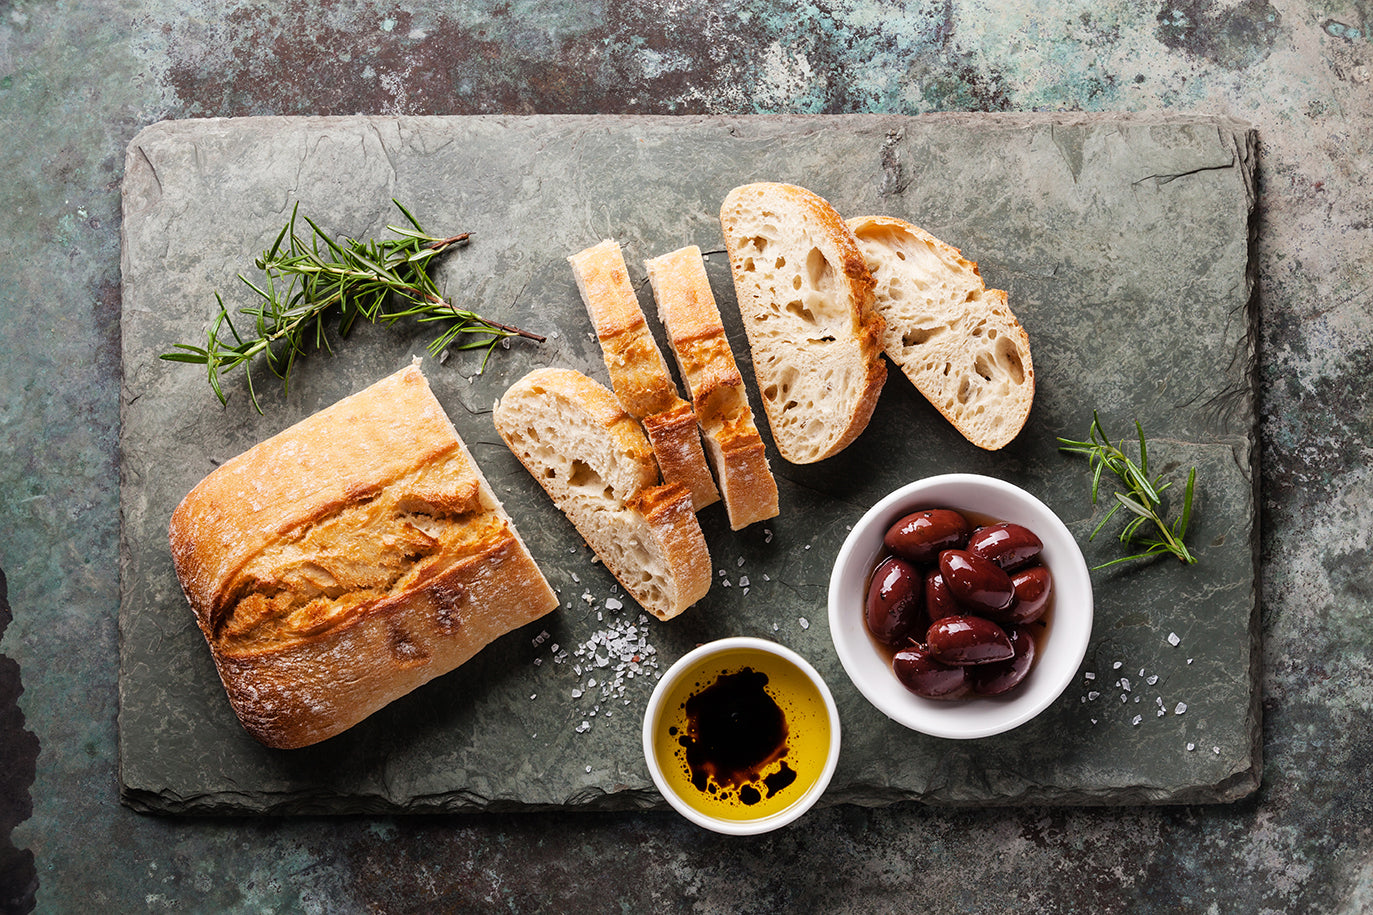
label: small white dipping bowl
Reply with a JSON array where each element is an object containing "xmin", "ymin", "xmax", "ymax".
[
  {"xmin": 642, "ymin": 637, "xmax": 841, "ymax": 835},
  {"xmin": 828, "ymin": 473, "xmax": 1093, "ymax": 739}
]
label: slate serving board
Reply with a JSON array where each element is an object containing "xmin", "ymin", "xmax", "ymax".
[{"xmin": 119, "ymin": 114, "xmax": 1260, "ymax": 814}]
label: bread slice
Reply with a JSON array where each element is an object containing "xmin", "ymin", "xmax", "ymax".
[
  {"xmin": 646, "ymin": 245, "xmax": 780, "ymax": 530},
  {"xmin": 719, "ymin": 183, "xmax": 887, "ymax": 464},
  {"xmin": 847, "ymin": 215, "xmax": 1034, "ymax": 450},
  {"xmin": 568, "ymin": 239, "xmax": 720, "ymax": 511},
  {"xmin": 168, "ymin": 363, "xmax": 559, "ymax": 749},
  {"xmin": 493, "ymin": 367, "xmax": 712, "ymax": 621}
]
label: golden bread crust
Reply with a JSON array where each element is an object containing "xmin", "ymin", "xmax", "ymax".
[
  {"xmin": 646, "ymin": 245, "xmax": 780, "ymax": 529},
  {"xmin": 168, "ymin": 363, "xmax": 557, "ymax": 749},
  {"xmin": 569, "ymin": 239, "xmax": 720, "ymax": 510}
]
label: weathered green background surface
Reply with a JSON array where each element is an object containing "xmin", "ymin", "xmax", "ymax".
[
  {"xmin": 3, "ymin": 1, "xmax": 1371, "ymax": 912},
  {"xmin": 118, "ymin": 114, "xmax": 1258, "ymax": 814}
]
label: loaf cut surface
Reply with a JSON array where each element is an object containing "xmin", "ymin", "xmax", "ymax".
[
  {"xmin": 569, "ymin": 239, "xmax": 720, "ymax": 511},
  {"xmin": 719, "ymin": 183, "xmax": 887, "ymax": 464},
  {"xmin": 168, "ymin": 363, "xmax": 558, "ymax": 749},
  {"xmin": 493, "ymin": 367, "xmax": 712, "ymax": 621},
  {"xmin": 848, "ymin": 215, "xmax": 1034, "ymax": 450},
  {"xmin": 646, "ymin": 245, "xmax": 779, "ymax": 530}
]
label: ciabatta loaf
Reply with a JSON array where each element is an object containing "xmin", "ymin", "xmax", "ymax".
[
  {"xmin": 569, "ymin": 240, "xmax": 720, "ymax": 511},
  {"xmin": 719, "ymin": 183, "xmax": 887, "ymax": 464},
  {"xmin": 646, "ymin": 245, "xmax": 779, "ymax": 530},
  {"xmin": 493, "ymin": 367, "xmax": 711, "ymax": 621},
  {"xmin": 848, "ymin": 215, "xmax": 1034, "ymax": 450},
  {"xmin": 168, "ymin": 363, "xmax": 558, "ymax": 749}
]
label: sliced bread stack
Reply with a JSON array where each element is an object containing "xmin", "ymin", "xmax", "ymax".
[{"xmin": 569, "ymin": 240, "xmax": 720, "ymax": 511}]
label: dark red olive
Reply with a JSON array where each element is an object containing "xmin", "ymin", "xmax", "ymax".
[
  {"xmin": 924, "ymin": 570, "xmax": 961, "ymax": 621},
  {"xmin": 967, "ymin": 522, "xmax": 1043, "ymax": 571},
  {"xmin": 865, "ymin": 556, "xmax": 925, "ymax": 646},
  {"xmin": 893, "ymin": 645, "xmax": 970, "ymax": 699},
  {"xmin": 926, "ymin": 615, "xmax": 1015, "ymax": 666},
  {"xmin": 969, "ymin": 625, "xmax": 1038, "ymax": 696},
  {"xmin": 1007, "ymin": 565, "xmax": 1053, "ymax": 624},
  {"xmin": 938, "ymin": 549, "xmax": 1015, "ymax": 615},
  {"xmin": 884, "ymin": 509, "xmax": 971, "ymax": 566}
]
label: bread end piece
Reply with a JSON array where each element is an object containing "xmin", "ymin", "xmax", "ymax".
[
  {"xmin": 646, "ymin": 244, "xmax": 780, "ymax": 530},
  {"xmin": 719, "ymin": 183, "xmax": 887, "ymax": 464},
  {"xmin": 848, "ymin": 215, "xmax": 1034, "ymax": 450},
  {"xmin": 493, "ymin": 367, "xmax": 711, "ymax": 621},
  {"xmin": 168, "ymin": 363, "xmax": 558, "ymax": 749}
]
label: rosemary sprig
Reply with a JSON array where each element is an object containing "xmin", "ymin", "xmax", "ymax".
[
  {"xmin": 1057, "ymin": 412, "xmax": 1198, "ymax": 569},
  {"xmin": 161, "ymin": 200, "xmax": 544, "ymax": 412}
]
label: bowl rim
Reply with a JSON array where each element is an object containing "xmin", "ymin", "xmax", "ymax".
[
  {"xmin": 827, "ymin": 473, "xmax": 1094, "ymax": 739},
  {"xmin": 641, "ymin": 636, "xmax": 842, "ymax": 835}
]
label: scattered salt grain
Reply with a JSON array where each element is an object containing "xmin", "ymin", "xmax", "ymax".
[
  {"xmin": 585, "ymin": 765, "xmax": 592, "ymax": 773},
  {"xmin": 1087, "ymin": 691, "xmax": 1100, "ymax": 701},
  {"xmin": 798, "ymin": 617, "xmax": 810, "ymax": 630},
  {"xmin": 1187, "ymin": 742, "xmax": 1196, "ymax": 751},
  {"xmin": 1213, "ymin": 746, "xmax": 1220, "ymax": 755},
  {"xmin": 762, "ymin": 573, "xmax": 771, "ymax": 582},
  {"xmin": 530, "ymin": 694, "xmax": 537, "ymax": 700},
  {"xmin": 764, "ymin": 529, "xmax": 773, "ymax": 543},
  {"xmin": 605, "ymin": 598, "xmax": 623, "ymax": 611},
  {"xmin": 1084, "ymin": 672, "xmax": 1095, "ymax": 681},
  {"xmin": 737, "ymin": 557, "xmax": 745, "ymax": 568},
  {"xmin": 1132, "ymin": 715, "xmax": 1142, "ymax": 726},
  {"xmin": 740, "ymin": 576, "xmax": 750, "ymax": 587},
  {"xmin": 1175, "ymin": 702, "xmax": 1188, "ymax": 715},
  {"xmin": 1168, "ymin": 632, "xmax": 1181, "ymax": 646},
  {"xmin": 1113, "ymin": 661, "xmax": 1123, "ymax": 670},
  {"xmin": 1120, "ymin": 678, "xmax": 1131, "ymax": 692},
  {"xmin": 1147, "ymin": 675, "xmax": 1159, "ymax": 685}
]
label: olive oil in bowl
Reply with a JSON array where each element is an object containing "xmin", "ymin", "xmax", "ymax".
[{"xmin": 644, "ymin": 638, "xmax": 840, "ymax": 833}]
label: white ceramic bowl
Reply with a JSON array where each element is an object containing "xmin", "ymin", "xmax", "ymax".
[
  {"xmin": 828, "ymin": 473, "xmax": 1093, "ymax": 739},
  {"xmin": 642, "ymin": 637, "xmax": 841, "ymax": 835}
]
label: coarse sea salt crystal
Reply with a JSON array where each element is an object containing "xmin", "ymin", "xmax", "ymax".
[
  {"xmin": 1187, "ymin": 742, "xmax": 1196, "ymax": 751},
  {"xmin": 605, "ymin": 598, "xmax": 623, "ymax": 611},
  {"xmin": 1113, "ymin": 661, "xmax": 1123, "ymax": 669},
  {"xmin": 1168, "ymin": 632, "xmax": 1181, "ymax": 646},
  {"xmin": 1132, "ymin": 715, "xmax": 1142, "ymax": 726},
  {"xmin": 1175, "ymin": 702, "xmax": 1188, "ymax": 715},
  {"xmin": 799, "ymin": 618, "xmax": 810, "ymax": 630}
]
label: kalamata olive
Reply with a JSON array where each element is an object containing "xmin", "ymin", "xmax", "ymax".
[
  {"xmin": 893, "ymin": 645, "xmax": 970, "ymax": 699},
  {"xmin": 969, "ymin": 625, "xmax": 1038, "ymax": 696},
  {"xmin": 1006, "ymin": 565, "xmax": 1053, "ymax": 624},
  {"xmin": 884, "ymin": 509, "xmax": 972, "ymax": 566},
  {"xmin": 924, "ymin": 570, "xmax": 961, "ymax": 621},
  {"xmin": 938, "ymin": 549, "xmax": 1015, "ymax": 615},
  {"xmin": 865, "ymin": 556, "xmax": 925, "ymax": 646},
  {"xmin": 926, "ymin": 615, "xmax": 1015, "ymax": 666},
  {"xmin": 967, "ymin": 522, "xmax": 1043, "ymax": 571}
]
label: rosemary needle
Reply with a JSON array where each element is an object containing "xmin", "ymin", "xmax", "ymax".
[
  {"xmin": 160, "ymin": 200, "xmax": 544, "ymax": 413},
  {"xmin": 1057, "ymin": 412, "xmax": 1198, "ymax": 569}
]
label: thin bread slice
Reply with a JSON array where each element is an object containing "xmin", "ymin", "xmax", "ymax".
[
  {"xmin": 493, "ymin": 367, "xmax": 711, "ymax": 621},
  {"xmin": 568, "ymin": 239, "xmax": 720, "ymax": 511},
  {"xmin": 719, "ymin": 183, "xmax": 887, "ymax": 464},
  {"xmin": 646, "ymin": 245, "xmax": 780, "ymax": 530},
  {"xmin": 848, "ymin": 215, "xmax": 1034, "ymax": 451}
]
